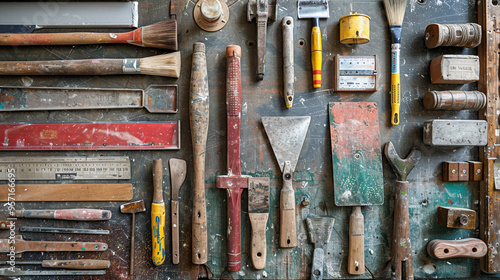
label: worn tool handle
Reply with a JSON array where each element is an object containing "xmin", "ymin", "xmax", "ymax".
[
  {"xmin": 190, "ymin": 42, "xmax": 209, "ymax": 265},
  {"xmin": 171, "ymin": 200, "xmax": 180, "ymax": 264},
  {"xmin": 0, "ymin": 31, "xmax": 135, "ymax": 46},
  {"xmin": 226, "ymin": 187, "xmax": 244, "ymax": 271},
  {"xmin": 280, "ymin": 163, "xmax": 297, "ymax": 248},
  {"xmin": 427, "ymin": 238, "xmax": 487, "ymax": 259},
  {"xmin": 151, "ymin": 159, "xmax": 165, "ymax": 266},
  {"xmin": 0, "ymin": 59, "xmax": 125, "ymax": 75},
  {"xmin": 348, "ymin": 206, "xmax": 365, "ymax": 275},
  {"xmin": 282, "ymin": 16, "xmax": 294, "ymax": 108},
  {"xmin": 41, "ymin": 260, "xmax": 111, "ymax": 270},
  {"xmin": 390, "ymin": 26, "xmax": 402, "ymax": 125},
  {"xmin": 392, "ymin": 181, "xmax": 413, "ymax": 280},
  {"xmin": 226, "ymin": 45, "xmax": 242, "ymax": 175},
  {"xmin": 249, "ymin": 212, "xmax": 268, "ymax": 270},
  {"xmin": 15, "ymin": 209, "xmax": 112, "ymax": 221},
  {"xmin": 311, "ymin": 18, "xmax": 322, "ymax": 88},
  {"xmin": 256, "ymin": 18, "xmax": 268, "ymax": 80},
  {"xmin": 11, "ymin": 241, "xmax": 108, "ymax": 253},
  {"xmin": 311, "ymin": 247, "xmax": 325, "ymax": 280}
]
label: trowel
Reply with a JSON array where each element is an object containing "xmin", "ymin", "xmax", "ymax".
[
  {"xmin": 262, "ymin": 116, "xmax": 311, "ymax": 248},
  {"xmin": 306, "ymin": 216, "xmax": 335, "ymax": 280}
]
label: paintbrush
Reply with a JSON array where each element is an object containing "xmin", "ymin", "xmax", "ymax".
[
  {"xmin": 0, "ymin": 52, "xmax": 181, "ymax": 78},
  {"xmin": 383, "ymin": 0, "xmax": 407, "ymax": 125},
  {"xmin": 0, "ymin": 20, "xmax": 177, "ymax": 50}
]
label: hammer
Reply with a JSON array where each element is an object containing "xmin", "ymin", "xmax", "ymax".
[
  {"xmin": 120, "ymin": 200, "xmax": 146, "ymax": 279},
  {"xmin": 216, "ymin": 45, "xmax": 249, "ymax": 272}
]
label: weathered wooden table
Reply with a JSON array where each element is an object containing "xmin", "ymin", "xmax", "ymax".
[{"xmin": 0, "ymin": 0, "xmax": 482, "ymax": 279}]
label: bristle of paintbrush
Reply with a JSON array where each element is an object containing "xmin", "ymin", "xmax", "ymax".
[
  {"xmin": 383, "ymin": 0, "xmax": 407, "ymax": 26},
  {"xmin": 132, "ymin": 20, "xmax": 178, "ymax": 50},
  {"xmin": 140, "ymin": 52, "xmax": 181, "ymax": 78}
]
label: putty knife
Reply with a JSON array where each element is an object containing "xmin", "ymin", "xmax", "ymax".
[{"xmin": 306, "ymin": 216, "xmax": 335, "ymax": 280}]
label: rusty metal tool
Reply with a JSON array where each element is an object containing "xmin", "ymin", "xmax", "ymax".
[
  {"xmin": 120, "ymin": 200, "xmax": 146, "ymax": 279},
  {"xmin": 0, "ymin": 85, "xmax": 178, "ymax": 113},
  {"xmin": 384, "ymin": 141, "xmax": 421, "ymax": 280},
  {"xmin": 170, "ymin": 0, "xmax": 185, "ymax": 41},
  {"xmin": 190, "ymin": 42, "xmax": 209, "ymax": 265},
  {"xmin": 262, "ymin": 116, "xmax": 310, "ymax": 248},
  {"xmin": 247, "ymin": 0, "xmax": 277, "ymax": 81},
  {"xmin": 216, "ymin": 45, "xmax": 249, "ymax": 271},
  {"xmin": 0, "ymin": 267, "xmax": 106, "ymax": 276},
  {"xmin": 0, "ymin": 259, "xmax": 111, "ymax": 269},
  {"xmin": 282, "ymin": 16, "xmax": 294, "ymax": 108},
  {"xmin": 170, "ymin": 158, "xmax": 187, "ymax": 265},
  {"xmin": 20, "ymin": 227, "xmax": 109, "ymax": 235},
  {"xmin": 13, "ymin": 209, "xmax": 111, "ymax": 221},
  {"xmin": 0, "ymin": 235, "xmax": 107, "ymax": 255},
  {"xmin": 306, "ymin": 216, "xmax": 335, "ymax": 280},
  {"xmin": 248, "ymin": 177, "xmax": 270, "ymax": 270},
  {"xmin": 151, "ymin": 159, "xmax": 166, "ymax": 266},
  {"xmin": 298, "ymin": 0, "xmax": 329, "ymax": 88},
  {"xmin": 427, "ymin": 238, "xmax": 487, "ymax": 259},
  {"xmin": 329, "ymin": 102, "xmax": 384, "ymax": 275}
]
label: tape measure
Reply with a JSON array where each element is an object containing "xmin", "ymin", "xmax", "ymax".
[
  {"xmin": 334, "ymin": 55, "xmax": 377, "ymax": 92},
  {"xmin": 0, "ymin": 156, "xmax": 131, "ymax": 181}
]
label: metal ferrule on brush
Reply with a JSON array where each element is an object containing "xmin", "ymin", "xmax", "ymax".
[
  {"xmin": 390, "ymin": 25, "xmax": 402, "ymax": 44},
  {"xmin": 122, "ymin": 59, "xmax": 141, "ymax": 73}
]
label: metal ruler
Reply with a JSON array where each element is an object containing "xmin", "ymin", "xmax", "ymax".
[
  {"xmin": 334, "ymin": 55, "xmax": 377, "ymax": 92},
  {"xmin": 0, "ymin": 85, "xmax": 178, "ymax": 113},
  {"xmin": 0, "ymin": 122, "xmax": 180, "ymax": 150},
  {"xmin": 0, "ymin": 156, "xmax": 131, "ymax": 181}
]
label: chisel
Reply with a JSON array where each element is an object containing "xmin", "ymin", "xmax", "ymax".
[
  {"xmin": 13, "ymin": 209, "xmax": 112, "ymax": 221},
  {"xmin": 151, "ymin": 159, "xmax": 166, "ymax": 266},
  {"xmin": 0, "ymin": 259, "xmax": 111, "ymax": 269}
]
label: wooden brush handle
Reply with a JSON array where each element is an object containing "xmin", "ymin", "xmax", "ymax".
[
  {"xmin": 249, "ymin": 212, "xmax": 268, "ymax": 270},
  {"xmin": 279, "ymin": 162, "xmax": 297, "ymax": 248},
  {"xmin": 348, "ymin": 206, "xmax": 365, "ymax": 275},
  {"xmin": 392, "ymin": 181, "xmax": 413, "ymax": 280},
  {"xmin": 427, "ymin": 238, "xmax": 487, "ymax": 259},
  {"xmin": 190, "ymin": 42, "xmax": 209, "ymax": 265},
  {"xmin": 0, "ymin": 32, "xmax": 134, "ymax": 46},
  {"xmin": 0, "ymin": 59, "xmax": 124, "ymax": 75}
]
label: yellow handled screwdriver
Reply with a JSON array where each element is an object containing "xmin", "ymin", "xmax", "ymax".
[
  {"xmin": 298, "ymin": 0, "xmax": 329, "ymax": 89},
  {"xmin": 151, "ymin": 159, "xmax": 166, "ymax": 265}
]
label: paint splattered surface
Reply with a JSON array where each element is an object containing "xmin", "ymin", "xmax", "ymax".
[{"xmin": 0, "ymin": 0, "xmax": 482, "ymax": 279}]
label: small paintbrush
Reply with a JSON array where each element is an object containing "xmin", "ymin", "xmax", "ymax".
[
  {"xmin": 0, "ymin": 20, "xmax": 177, "ymax": 50},
  {"xmin": 0, "ymin": 52, "xmax": 181, "ymax": 78}
]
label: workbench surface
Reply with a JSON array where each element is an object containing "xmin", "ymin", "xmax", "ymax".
[{"xmin": 0, "ymin": 0, "xmax": 484, "ymax": 279}]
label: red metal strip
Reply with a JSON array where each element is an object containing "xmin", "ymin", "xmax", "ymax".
[{"xmin": 0, "ymin": 122, "xmax": 179, "ymax": 150}]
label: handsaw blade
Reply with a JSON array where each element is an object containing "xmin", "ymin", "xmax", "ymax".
[
  {"xmin": 169, "ymin": 158, "xmax": 187, "ymax": 200},
  {"xmin": 262, "ymin": 116, "xmax": 311, "ymax": 172},
  {"xmin": 248, "ymin": 177, "xmax": 270, "ymax": 213}
]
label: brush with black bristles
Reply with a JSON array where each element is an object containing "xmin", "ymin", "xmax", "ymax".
[
  {"xmin": 0, "ymin": 52, "xmax": 181, "ymax": 78},
  {"xmin": 383, "ymin": 0, "xmax": 407, "ymax": 126},
  {"xmin": 0, "ymin": 19, "xmax": 178, "ymax": 50}
]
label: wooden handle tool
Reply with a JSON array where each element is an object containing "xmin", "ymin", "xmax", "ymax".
[
  {"xmin": 169, "ymin": 158, "xmax": 187, "ymax": 265},
  {"xmin": 280, "ymin": 161, "xmax": 297, "ymax": 247},
  {"xmin": 190, "ymin": 42, "xmax": 209, "ymax": 265},
  {"xmin": 151, "ymin": 159, "xmax": 166, "ymax": 266},
  {"xmin": 248, "ymin": 177, "xmax": 270, "ymax": 270},
  {"xmin": 13, "ymin": 209, "xmax": 111, "ymax": 221},
  {"xmin": 348, "ymin": 206, "xmax": 365, "ymax": 274},
  {"xmin": 427, "ymin": 238, "xmax": 487, "ymax": 259},
  {"xmin": 282, "ymin": 16, "xmax": 294, "ymax": 108},
  {"xmin": 0, "ymin": 20, "xmax": 177, "ymax": 50}
]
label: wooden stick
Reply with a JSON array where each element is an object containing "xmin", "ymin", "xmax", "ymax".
[{"xmin": 0, "ymin": 184, "xmax": 133, "ymax": 201}]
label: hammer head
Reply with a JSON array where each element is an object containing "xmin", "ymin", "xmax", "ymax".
[
  {"xmin": 384, "ymin": 141, "xmax": 421, "ymax": 181},
  {"xmin": 120, "ymin": 200, "xmax": 146, "ymax": 214}
]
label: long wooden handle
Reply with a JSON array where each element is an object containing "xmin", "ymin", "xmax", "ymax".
[
  {"xmin": 41, "ymin": 260, "xmax": 111, "ymax": 270},
  {"xmin": 427, "ymin": 238, "xmax": 487, "ymax": 259},
  {"xmin": 171, "ymin": 200, "xmax": 180, "ymax": 264},
  {"xmin": 9, "ymin": 241, "xmax": 108, "ymax": 253},
  {"xmin": 392, "ymin": 181, "xmax": 413, "ymax": 280},
  {"xmin": 249, "ymin": 213, "xmax": 268, "ymax": 270},
  {"xmin": 348, "ymin": 206, "xmax": 365, "ymax": 275},
  {"xmin": 190, "ymin": 42, "xmax": 209, "ymax": 265},
  {"xmin": 0, "ymin": 59, "xmax": 125, "ymax": 75},
  {"xmin": 17, "ymin": 209, "xmax": 112, "ymax": 221},
  {"xmin": 282, "ymin": 16, "xmax": 294, "ymax": 108},
  {"xmin": 0, "ymin": 32, "xmax": 128, "ymax": 46},
  {"xmin": 151, "ymin": 158, "xmax": 165, "ymax": 266},
  {"xmin": 280, "ymin": 162, "xmax": 297, "ymax": 248}
]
